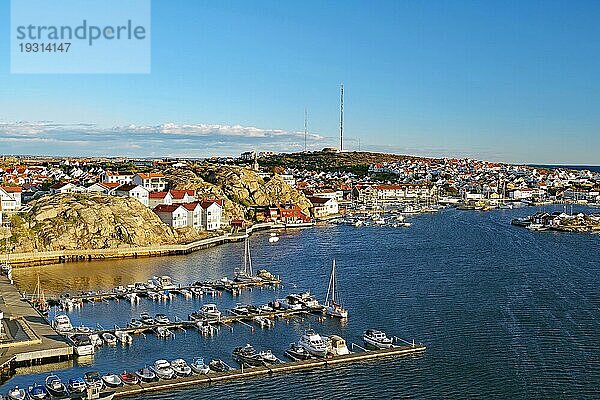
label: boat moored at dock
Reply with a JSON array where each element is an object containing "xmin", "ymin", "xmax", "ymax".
[
  {"xmin": 363, "ymin": 329, "xmax": 394, "ymax": 349},
  {"xmin": 298, "ymin": 330, "xmax": 328, "ymax": 358}
]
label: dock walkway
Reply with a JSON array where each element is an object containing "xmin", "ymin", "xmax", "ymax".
[{"xmin": 112, "ymin": 344, "xmax": 426, "ymax": 398}]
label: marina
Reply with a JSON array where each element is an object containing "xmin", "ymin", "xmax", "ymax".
[{"xmin": 1, "ymin": 207, "xmax": 598, "ymax": 399}]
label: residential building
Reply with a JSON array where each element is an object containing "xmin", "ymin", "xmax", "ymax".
[
  {"xmin": 201, "ymin": 199, "xmax": 223, "ymax": 230},
  {"xmin": 169, "ymin": 189, "xmax": 196, "ymax": 203},
  {"xmin": 133, "ymin": 172, "xmax": 167, "ymax": 192},
  {"xmin": 0, "ymin": 186, "xmax": 22, "ymax": 211},
  {"xmin": 180, "ymin": 202, "xmax": 203, "ymax": 230},
  {"xmin": 153, "ymin": 204, "xmax": 188, "ymax": 228},
  {"xmin": 148, "ymin": 191, "xmax": 173, "ymax": 209},
  {"xmin": 86, "ymin": 182, "xmax": 120, "ymax": 195},
  {"xmin": 308, "ymin": 196, "xmax": 339, "ymax": 218},
  {"xmin": 100, "ymin": 171, "xmax": 134, "ymax": 185},
  {"xmin": 114, "ymin": 184, "xmax": 150, "ymax": 207},
  {"xmin": 49, "ymin": 182, "xmax": 86, "ymax": 194}
]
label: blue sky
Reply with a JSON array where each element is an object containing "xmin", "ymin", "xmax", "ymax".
[{"xmin": 1, "ymin": 0, "xmax": 599, "ymax": 164}]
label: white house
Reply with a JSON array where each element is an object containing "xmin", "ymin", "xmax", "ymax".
[
  {"xmin": 169, "ymin": 189, "xmax": 196, "ymax": 204},
  {"xmin": 133, "ymin": 173, "xmax": 167, "ymax": 192},
  {"xmin": 114, "ymin": 184, "xmax": 150, "ymax": 207},
  {"xmin": 148, "ymin": 191, "xmax": 173, "ymax": 209},
  {"xmin": 201, "ymin": 199, "xmax": 223, "ymax": 230},
  {"xmin": 0, "ymin": 186, "xmax": 22, "ymax": 211},
  {"xmin": 308, "ymin": 196, "xmax": 339, "ymax": 218},
  {"xmin": 180, "ymin": 202, "xmax": 203, "ymax": 230},
  {"xmin": 86, "ymin": 182, "xmax": 120, "ymax": 195},
  {"xmin": 153, "ymin": 204, "xmax": 188, "ymax": 228},
  {"xmin": 49, "ymin": 182, "xmax": 86, "ymax": 194},
  {"xmin": 100, "ymin": 171, "xmax": 134, "ymax": 185}
]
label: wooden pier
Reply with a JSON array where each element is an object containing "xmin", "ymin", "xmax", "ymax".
[{"xmin": 111, "ymin": 344, "xmax": 426, "ymax": 398}]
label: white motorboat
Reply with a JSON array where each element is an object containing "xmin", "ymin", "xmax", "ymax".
[
  {"xmin": 156, "ymin": 275, "xmax": 177, "ymax": 290},
  {"xmin": 114, "ymin": 330, "xmax": 133, "ymax": 344},
  {"xmin": 151, "ymin": 359, "xmax": 176, "ymax": 380},
  {"xmin": 170, "ymin": 359, "xmax": 192, "ymax": 377},
  {"xmin": 125, "ymin": 293, "xmax": 139, "ymax": 303},
  {"xmin": 284, "ymin": 343, "xmax": 312, "ymax": 360},
  {"xmin": 101, "ymin": 373, "xmax": 122, "ymax": 388},
  {"xmin": 328, "ymin": 335, "xmax": 350, "ymax": 355},
  {"xmin": 268, "ymin": 234, "xmax": 279, "ymax": 243},
  {"xmin": 527, "ymin": 223, "xmax": 548, "ymax": 231},
  {"xmin": 52, "ymin": 314, "xmax": 73, "ymax": 333},
  {"xmin": 179, "ymin": 289, "xmax": 193, "ymax": 299},
  {"xmin": 102, "ymin": 332, "xmax": 117, "ymax": 346},
  {"xmin": 44, "ymin": 375, "xmax": 68, "ymax": 398},
  {"xmin": 154, "ymin": 314, "xmax": 170, "ymax": 324},
  {"xmin": 190, "ymin": 358, "xmax": 210, "ymax": 374},
  {"xmin": 155, "ymin": 326, "xmax": 173, "ymax": 338},
  {"xmin": 363, "ymin": 329, "xmax": 394, "ymax": 349},
  {"xmin": 277, "ymin": 295, "xmax": 303, "ymax": 310},
  {"xmin": 253, "ymin": 316, "xmax": 274, "ymax": 328},
  {"xmin": 298, "ymin": 330, "xmax": 328, "ymax": 358},
  {"xmin": 191, "ymin": 304, "xmax": 221, "ymax": 321},
  {"xmin": 6, "ymin": 386, "xmax": 26, "ymax": 400},
  {"xmin": 140, "ymin": 312, "xmax": 155, "ymax": 325},
  {"xmin": 69, "ymin": 333, "xmax": 95, "ymax": 356},
  {"xmin": 89, "ymin": 333, "xmax": 103, "ymax": 347},
  {"xmin": 324, "ymin": 260, "xmax": 349, "ymax": 319},
  {"xmin": 76, "ymin": 325, "xmax": 91, "ymax": 334}
]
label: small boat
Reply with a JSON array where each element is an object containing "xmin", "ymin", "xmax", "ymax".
[
  {"xmin": 190, "ymin": 358, "xmax": 210, "ymax": 374},
  {"xmin": 27, "ymin": 384, "xmax": 49, "ymax": 400},
  {"xmin": 363, "ymin": 329, "xmax": 394, "ymax": 349},
  {"xmin": 179, "ymin": 289, "xmax": 193, "ymax": 299},
  {"xmin": 69, "ymin": 334, "xmax": 95, "ymax": 356},
  {"xmin": 89, "ymin": 333, "xmax": 103, "ymax": 347},
  {"xmin": 6, "ymin": 386, "xmax": 26, "ymax": 400},
  {"xmin": 67, "ymin": 377, "xmax": 87, "ymax": 395},
  {"xmin": 155, "ymin": 326, "xmax": 173, "ymax": 338},
  {"xmin": 128, "ymin": 319, "xmax": 143, "ymax": 329},
  {"xmin": 190, "ymin": 304, "xmax": 221, "ymax": 321},
  {"xmin": 196, "ymin": 320, "xmax": 216, "ymax": 336},
  {"xmin": 156, "ymin": 275, "xmax": 177, "ymax": 290},
  {"xmin": 125, "ymin": 293, "xmax": 139, "ymax": 303},
  {"xmin": 256, "ymin": 269, "xmax": 276, "ymax": 281},
  {"xmin": 52, "ymin": 315, "xmax": 73, "ymax": 333},
  {"xmin": 101, "ymin": 373, "xmax": 123, "ymax": 388},
  {"xmin": 284, "ymin": 343, "xmax": 313, "ymax": 360},
  {"xmin": 324, "ymin": 259, "xmax": 349, "ymax": 319},
  {"xmin": 154, "ymin": 314, "xmax": 170, "ymax": 324},
  {"xmin": 44, "ymin": 374, "xmax": 69, "ymax": 398},
  {"xmin": 76, "ymin": 325, "xmax": 92, "ymax": 334},
  {"xmin": 147, "ymin": 291, "xmax": 161, "ymax": 301},
  {"xmin": 268, "ymin": 234, "xmax": 279, "ymax": 243},
  {"xmin": 84, "ymin": 386, "xmax": 115, "ymax": 400},
  {"xmin": 170, "ymin": 359, "xmax": 192, "ymax": 377},
  {"xmin": 527, "ymin": 223, "xmax": 548, "ymax": 231},
  {"xmin": 140, "ymin": 312, "xmax": 155, "ymax": 325},
  {"xmin": 232, "ymin": 344, "xmax": 279, "ymax": 367},
  {"xmin": 135, "ymin": 367, "xmax": 157, "ymax": 383},
  {"xmin": 102, "ymin": 333, "xmax": 117, "ymax": 346},
  {"xmin": 328, "ymin": 335, "xmax": 350, "ymax": 355},
  {"xmin": 298, "ymin": 330, "xmax": 328, "ymax": 358},
  {"xmin": 119, "ymin": 371, "xmax": 139, "ymax": 385},
  {"xmin": 208, "ymin": 359, "xmax": 231, "ymax": 373},
  {"xmin": 277, "ymin": 295, "xmax": 303, "ymax": 310},
  {"xmin": 83, "ymin": 371, "xmax": 104, "ymax": 389},
  {"xmin": 134, "ymin": 282, "xmax": 147, "ymax": 291},
  {"xmin": 151, "ymin": 360, "xmax": 176, "ymax": 380},
  {"xmin": 114, "ymin": 330, "xmax": 133, "ymax": 344},
  {"xmin": 230, "ymin": 304, "xmax": 250, "ymax": 316},
  {"xmin": 253, "ymin": 316, "xmax": 274, "ymax": 328}
]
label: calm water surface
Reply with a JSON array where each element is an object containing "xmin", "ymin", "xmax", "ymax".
[{"xmin": 3, "ymin": 205, "xmax": 599, "ymax": 399}]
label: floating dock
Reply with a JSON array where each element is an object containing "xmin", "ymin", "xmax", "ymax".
[{"xmin": 111, "ymin": 344, "xmax": 426, "ymax": 398}]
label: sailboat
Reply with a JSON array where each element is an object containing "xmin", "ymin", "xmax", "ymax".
[
  {"xmin": 234, "ymin": 238, "xmax": 255, "ymax": 283},
  {"xmin": 31, "ymin": 274, "xmax": 49, "ymax": 316},
  {"xmin": 325, "ymin": 259, "xmax": 348, "ymax": 319}
]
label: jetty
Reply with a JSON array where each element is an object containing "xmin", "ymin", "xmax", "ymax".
[
  {"xmin": 110, "ymin": 344, "xmax": 426, "ymax": 398},
  {"xmin": 0, "ymin": 276, "xmax": 72, "ymax": 379}
]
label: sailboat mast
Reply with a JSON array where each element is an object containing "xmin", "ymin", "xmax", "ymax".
[
  {"xmin": 243, "ymin": 238, "xmax": 248, "ymax": 275},
  {"xmin": 247, "ymin": 239, "xmax": 253, "ymax": 276},
  {"xmin": 331, "ymin": 260, "xmax": 336, "ymax": 304}
]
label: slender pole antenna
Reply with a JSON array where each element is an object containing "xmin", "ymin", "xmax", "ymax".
[
  {"xmin": 304, "ymin": 108, "xmax": 308, "ymax": 152},
  {"xmin": 340, "ymin": 84, "xmax": 344, "ymax": 152}
]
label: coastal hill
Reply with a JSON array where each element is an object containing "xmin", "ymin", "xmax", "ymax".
[
  {"xmin": 260, "ymin": 151, "xmax": 421, "ymax": 173},
  {"xmin": 166, "ymin": 164, "xmax": 312, "ymax": 219},
  {"xmin": 8, "ymin": 194, "xmax": 206, "ymax": 253}
]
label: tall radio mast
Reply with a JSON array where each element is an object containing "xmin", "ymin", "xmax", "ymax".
[{"xmin": 339, "ymin": 83, "xmax": 344, "ymax": 152}]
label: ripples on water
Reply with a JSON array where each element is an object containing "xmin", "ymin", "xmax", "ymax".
[{"xmin": 3, "ymin": 206, "xmax": 600, "ymax": 399}]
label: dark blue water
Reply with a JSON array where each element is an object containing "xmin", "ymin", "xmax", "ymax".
[{"xmin": 5, "ymin": 205, "xmax": 600, "ymax": 399}]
